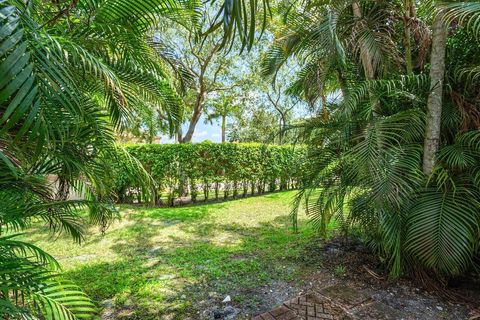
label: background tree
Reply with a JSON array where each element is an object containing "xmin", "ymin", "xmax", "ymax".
[
  {"xmin": 225, "ymin": 48, "xmax": 309, "ymax": 144},
  {"xmin": 265, "ymin": 80, "xmax": 300, "ymax": 144},
  {"xmin": 204, "ymin": 92, "xmax": 241, "ymax": 142},
  {"xmin": 228, "ymin": 106, "xmax": 280, "ymax": 142},
  {"xmin": 154, "ymin": 6, "xmax": 246, "ymax": 143}
]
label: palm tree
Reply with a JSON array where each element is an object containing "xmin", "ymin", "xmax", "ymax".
[
  {"xmin": 1, "ymin": 0, "xmax": 271, "ymax": 317},
  {"xmin": 205, "ymin": 93, "xmax": 241, "ymax": 142},
  {"xmin": 0, "ymin": 0, "xmax": 194, "ymax": 317},
  {"xmin": 423, "ymin": 9, "xmax": 447, "ymax": 175},
  {"xmin": 266, "ymin": 0, "xmax": 480, "ymax": 280}
]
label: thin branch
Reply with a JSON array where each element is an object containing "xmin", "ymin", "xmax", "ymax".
[{"xmin": 43, "ymin": 0, "xmax": 78, "ymax": 27}]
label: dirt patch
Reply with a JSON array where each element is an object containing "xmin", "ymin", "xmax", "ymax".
[
  {"xmin": 300, "ymin": 237, "xmax": 480, "ymax": 320},
  {"xmin": 198, "ymin": 237, "xmax": 479, "ymax": 320},
  {"xmin": 196, "ymin": 280, "xmax": 302, "ymax": 320}
]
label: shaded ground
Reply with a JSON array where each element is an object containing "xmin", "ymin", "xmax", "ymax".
[
  {"xmin": 25, "ymin": 191, "xmax": 479, "ymax": 319},
  {"xmin": 26, "ymin": 192, "xmax": 316, "ymax": 319},
  {"xmin": 249, "ymin": 235, "xmax": 479, "ymax": 319},
  {"xmin": 298, "ymin": 237, "xmax": 480, "ymax": 320}
]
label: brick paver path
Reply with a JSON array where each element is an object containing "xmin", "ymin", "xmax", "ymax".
[
  {"xmin": 253, "ymin": 291, "xmax": 348, "ymax": 320},
  {"xmin": 252, "ymin": 285, "xmax": 407, "ymax": 320}
]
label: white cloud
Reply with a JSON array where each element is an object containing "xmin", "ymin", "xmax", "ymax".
[
  {"xmin": 191, "ymin": 130, "xmax": 210, "ymax": 142},
  {"xmin": 193, "ymin": 130, "xmax": 208, "ymax": 138}
]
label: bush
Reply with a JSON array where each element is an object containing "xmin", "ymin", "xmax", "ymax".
[{"xmin": 114, "ymin": 143, "xmax": 306, "ymax": 205}]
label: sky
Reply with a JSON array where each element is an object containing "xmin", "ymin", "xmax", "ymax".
[
  {"xmin": 158, "ymin": 90, "xmax": 343, "ymax": 144},
  {"xmin": 153, "ymin": 15, "xmax": 343, "ymax": 145},
  {"xmin": 160, "ymin": 114, "xmax": 223, "ymax": 143}
]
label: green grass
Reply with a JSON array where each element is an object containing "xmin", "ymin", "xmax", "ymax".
[{"xmin": 24, "ymin": 191, "xmax": 323, "ymax": 319}]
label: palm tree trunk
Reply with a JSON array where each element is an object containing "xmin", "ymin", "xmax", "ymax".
[
  {"xmin": 322, "ymin": 94, "xmax": 329, "ymax": 120},
  {"xmin": 423, "ymin": 11, "xmax": 447, "ymax": 175},
  {"xmin": 221, "ymin": 114, "xmax": 226, "ymax": 143},
  {"xmin": 404, "ymin": 0, "xmax": 415, "ymax": 74},
  {"xmin": 352, "ymin": 1, "xmax": 375, "ymax": 80}
]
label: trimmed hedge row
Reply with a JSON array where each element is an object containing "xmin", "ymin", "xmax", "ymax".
[{"xmin": 114, "ymin": 142, "xmax": 307, "ymax": 205}]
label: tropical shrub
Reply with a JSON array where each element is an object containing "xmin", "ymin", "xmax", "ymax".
[
  {"xmin": 115, "ymin": 143, "xmax": 307, "ymax": 205},
  {"xmin": 0, "ymin": 0, "xmax": 269, "ymax": 318},
  {"xmin": 0, "ymin": 0, "xmax": 188, "ymax": 318},
  {"xmin": 263, "ymin": 0, "xmax": 480, "ymax": 280}
]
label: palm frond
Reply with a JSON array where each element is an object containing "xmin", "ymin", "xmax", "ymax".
[
  {"xmin": 0, "ymin": 253, "xmax": 96, "ymax": 319},
  {"xmin": 442, "ymin": 1, "xmax": 480, "ymax": 38},
  {"xmin": 206, "ymin": 0, "xmax": 270, "ymax": 51},
  {"xmin": 405, "ymin": 188, "xmax": 480, "ymax": 275}
]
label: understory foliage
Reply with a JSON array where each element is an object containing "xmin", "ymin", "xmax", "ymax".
[
  {"xmin": 0, "ymin": 0, "xmax": 188, "ymax": 318},
  {"xmin": 268, "ymin": 1, "xmax": 480, "ymax": 279},
  {"xmin": 0, "ymin": 0, "xmax": 269, "ymax": 317},
  {"xmin": 115, "ymin": 143, "xmax": 306, "ymax": 205},
  {"xmin": 293, "ymin": 74, "xmax": 480, "ymax": 278}
]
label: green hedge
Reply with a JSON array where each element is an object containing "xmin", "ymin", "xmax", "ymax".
[{"xmin": 114, "ymin": 142, "xmax": 306, "ymax": 205}]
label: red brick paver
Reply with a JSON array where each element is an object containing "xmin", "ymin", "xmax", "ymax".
[
  {"xmin": 254, "ymin": 305, "xmax": 299, "ymax": 320},
  {"xmin": 252, "ymin": 292, "xmax": 347, "ymax": 320}
]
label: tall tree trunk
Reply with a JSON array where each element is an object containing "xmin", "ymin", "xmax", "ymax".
[
  {"xmin": 182, "ymin": 84, "xmax": 206, "ymax": 143},
  {"xmin": 221, "ymin": 114, "xmax": 226, "ymax": 143},
  {"xmin": 279, "ymin": 115, "xmax": 286, "ymax": 144},
  {"xmin": 423, "ymin": 12, "xmax": 447, "ymax": 175},
  {"xmin": 404, "ymin": 0, "xmax": 415, "ymax": 75},
  {"xmin": 321, "ymin": 94, "xmax": 329, "ymax": 120},
  {"xmin": 177, "ymin": 126, "xmax": 183, "ymax": 144},
  {"xmin": 147, "ymin": 122, "xmax": 154, "ymax": 144},
  {"xmin": 182, "ymin": 107, "xmax": 202, "ymax": 143},
  {"xmin": 352, "ymin": 2, "xmax": 375, "ymax": 80}
]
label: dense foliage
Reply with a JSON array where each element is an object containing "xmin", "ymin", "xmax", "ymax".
[
  {"xmin": 264, "ymin": 1, "xmax": 480, "ymax": 280},
  {"xmin": 3, "ymin": 0, "xmax": 480, "ymax": 317},
  {"xmin": 115, "ymin": 143, "xmax": 306, "ymax": 205},
  {"xmin": 0, "ymin": 0, "xmax": 266, "ymax": 318}
]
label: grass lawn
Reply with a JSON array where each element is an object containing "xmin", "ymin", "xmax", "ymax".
[{"xmin": 24, "ymin": 191, "xmax": 322, "ymax": 319}]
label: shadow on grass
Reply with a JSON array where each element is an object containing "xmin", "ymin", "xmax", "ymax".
[{"xmin": 60, "ymin": 204, "xmax": 318, "ymax": 319}]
